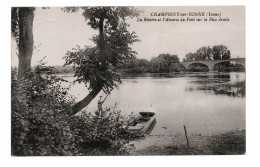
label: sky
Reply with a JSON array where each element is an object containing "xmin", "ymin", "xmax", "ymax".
[{"xmin": 11, "ymin": 6, "xmax": 245, "ymax": 66}]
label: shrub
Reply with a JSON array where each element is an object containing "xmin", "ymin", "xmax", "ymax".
[
  {"xmin": 11, "ymin": 65, "xmax": 76, "ymax": 156},
  {"xmin": 11, "ymin": 65, "xmax": 132, "ymax": 156},
  {"xmin": 70, "ymin": 105, "xmax": 132, "ymax": 155}
]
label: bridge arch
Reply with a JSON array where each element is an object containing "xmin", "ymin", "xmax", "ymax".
[
  {"xmin": 213, "ymin": 60, "xmax": 231, "ymax": 70},
  {"xmin": 213, "ymin": 60, "xmax": 245, "ymax": 71},
  {"xmin": 179, "ymin": 58, "xmax": 245, "ymax": 71},
  {"xmin": 187, "ymin": 62, "xmax": 209, "ymax": 72}
]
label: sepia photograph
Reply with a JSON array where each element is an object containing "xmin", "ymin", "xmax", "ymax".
[{"xmin": 10, "ymin": 6, "xmax": 246, "ymax": 156}]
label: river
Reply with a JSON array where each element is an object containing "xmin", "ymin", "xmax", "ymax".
[{"xmin": 61, "ymin": 72, "xmax": 245, "ymax": 136}]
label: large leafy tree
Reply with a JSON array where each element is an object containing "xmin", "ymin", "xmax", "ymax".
[
  {"xmin": 205, "ymin": 46, "xmax": 213, "ymax": 60},
  {"xmin": 63, "ymin": 7, "xmax": 140, "ymax": 115},
  {"xmin": 183, "ymin": 52, "xmax": 195, "ymax": 62},
  {"xmin": 11, "ymin": 7, "xmax": 35, "ymax": 79},
  {"xmin": 136, "ymin": 59, "xmax": 150, "ymax": 68},
  {"xmin": 158, "ymin": 54, "xmax": 180, "ymax": 65},
  {"xmin": 222, "ymin": 50, "xmax": 231, "ymax": 60},
  {"xmin": 150, "ymin": 57, "xmax": 168, "ymax": 72},
  {"xmin": 212, "ymin": 45, "xmax": 228, "ymax": 60}
]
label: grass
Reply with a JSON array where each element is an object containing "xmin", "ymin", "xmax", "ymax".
[
  {"xmin": 207, "ymin": 130, "xmax": 245, "ymax": 155},
  {"xmin": 129, "ymin": 130, "xmax": 245, "ymax": 155}
]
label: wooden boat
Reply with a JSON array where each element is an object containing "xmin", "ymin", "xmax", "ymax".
[{"xmin": 127, "ymin": 108, "xmax": 156, "ymax": 137}]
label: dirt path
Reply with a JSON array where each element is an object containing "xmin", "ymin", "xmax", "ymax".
[{"xmin": 128, "ymin": 130, "xmax": 245, "ymax": 155}]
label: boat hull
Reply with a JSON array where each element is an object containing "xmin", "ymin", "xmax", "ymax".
[{"xmin": 127, "ymin": 110, "xmax": 156, "ymax": 137}]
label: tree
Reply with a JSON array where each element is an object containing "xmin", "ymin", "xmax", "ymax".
[
  {"xmin": 184, "ymin": 52, "xmax": 195, "ymax": 61},
  {"xmin": 212, "ymin": 45, "xmax": 228, "ymax": 60},
  {"xmin": 195, "ymin": 46, "xmax": 209, "ymax": 61},
  {"xmin": 11, "ymin": 7, "xmax": 35, "ymax": 79},
  {"xmin": 158, "ymin": 54, "xmax": 180, "ymax": 65},
  {"xmin": 205, "ymin": 46, "xmax": 213, "ymax": 60},
  {"xmin": 222, "ymin": 50, "xmax": 231, "ymax": 60},
  {"xmin": 63, "ymin": 7, "xmax": 140, "ymax": 115},
  {"xmin": 136, "ymin": 59, "xmax": 150, "ymax": 68},
  {"xmin": 150, "ymin": 57, "xmax": 168, "ymax": 72},
  {"xmin": 192, "ymin": 46, "xmax": 213, "ymax": 61}
]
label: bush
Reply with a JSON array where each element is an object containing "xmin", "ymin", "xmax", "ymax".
[
  {"xmin": 11, "ymin": 65, "xmax": 132, "ymax": 156},
  {"xmin": 11, "ymin": 65, "xmax": 76, "ymax": 156},
  {"xmin": 70, "ymin": 106, "xmax": 132, "ymax": 155}
]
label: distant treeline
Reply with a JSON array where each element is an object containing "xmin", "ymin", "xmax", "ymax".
[
  {"xmin": 183, "ymin": 45, "xmax": 231, "ymax": 62},
  {"xmin": 120, "ymin": 54, "xmax": 181, "ymax": 73},
  {"xmin": 11, "ymin": 65, "xmax": 75, "ymax": 74},
  {"xmin": 33, "ymin": 65, "xmax": 75, "ymax": 74},
  {"xmin": 51, "ymin": 65, "xmax": 75, "ymax": 73},
  {"xmin": 13, "ymin": 45, "xmax": 236, "ymax": 74}
]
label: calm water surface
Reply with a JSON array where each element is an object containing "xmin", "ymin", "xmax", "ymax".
[{"xmin": 61, "ymin": 72, "xmax": 245, "ymax": 136}]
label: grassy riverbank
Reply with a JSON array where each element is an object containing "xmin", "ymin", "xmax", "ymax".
[{"xmin": 128, "ymin": 130, "xmax": 245, "ymax": 155}]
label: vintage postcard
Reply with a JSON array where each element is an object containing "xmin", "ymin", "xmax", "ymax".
[{"xmin": 11, "ymin": 6, "xmax": 245, "ymax": 156}]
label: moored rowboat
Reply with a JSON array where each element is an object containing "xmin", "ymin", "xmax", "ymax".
[{"xmin": 127, "ymin": 108, "xmax": 156, "ymax": 137}]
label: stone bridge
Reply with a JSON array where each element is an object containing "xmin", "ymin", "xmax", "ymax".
[{"xmin": 180, "ymin": 58, "xmax": 245, "ymax": 71}]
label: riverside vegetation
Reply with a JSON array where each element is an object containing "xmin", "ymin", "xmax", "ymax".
[
  {"xmin": 11, "ymin": 65, "xmax": 133, "ymax": 156},
  {"xmin": 11, "ymin": 7, "xmax": 141, "ymax": 155}
]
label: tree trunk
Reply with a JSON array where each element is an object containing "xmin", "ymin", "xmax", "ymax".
[
  {"xmin": 70, "ymin": 9, "xmax": 106, "ymax": 116},
  {"xmin": 17, "ymin": 7, "xmax": 35, "ymax": 80},
  {"xmin": 98, "ymin": 9, "xmax": 106, "ymax": 68},
  {"xmin": 70, "ymin": 85, "xmax": 103, "ymax": 115}
]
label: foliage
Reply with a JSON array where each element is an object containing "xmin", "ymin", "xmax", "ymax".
[
  {"xmin": 64, "ymin": 46, "xmax": 122, "ymax": 94},
  {"xmin": 137, "ymin": 59, "xmax": 150, "ymax": 68},
  {"xmin": 63, "ymin": 7, "xmax": 140, "ymax": 95},
  {"xmin": 158, "ymin": 54, "xmax": 180, "ymax": 65},
  {"xmin": 221, "ymin": 50, "xmax": 231, "ymax": 60},
  {"xmin": 183, "ymin": 45, "xmax": 230, "ymax": 62},
  {"xmin": 120, "ymin": 58, "xmax": 150, "ymax": 73},
  {"xmin": 120, "ymin": 54, "xmax": 181, "ymax": 73},
  {"xmin": 11, "ymin": 65, "xmax": 75, "ymax": 156},
  {"xmin": 212, "ymin": 45, "xmax": 228, "ymax": 60},
  {"xmin": 11, "ymin": 64, "xmax": 131, "ymax": 156},
  {"xmin": 39, "ymin": 65, "xmax": 75, "ymax": 74},
  {"xmin": 150, "ymin": 57, "xmax": 168, "ymax": 72},
  {"xmin": 148, "ymin": 54, "xmax": 180, "ymax": 73},
  {"xmin": 70, "ymin": 105, "xmax": 132, "ymax": 155},
  {"xmin": 120, "ymin": 58, "xmax": 139, "ymax": 69},
  {"xmin": 183, "ymin": 52, "xmax": 195, "ymax": 62}
]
